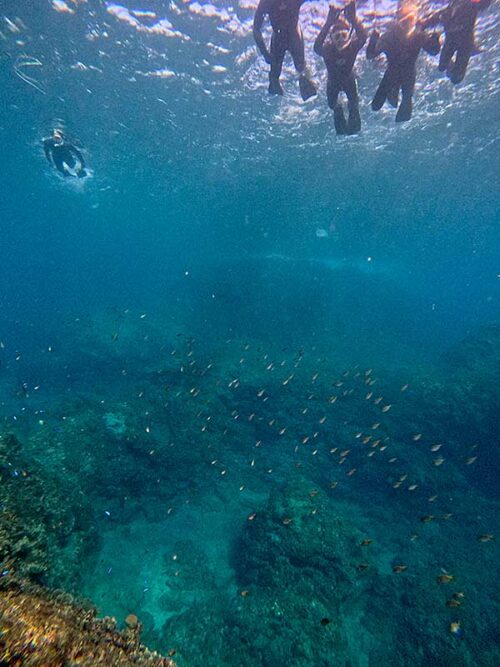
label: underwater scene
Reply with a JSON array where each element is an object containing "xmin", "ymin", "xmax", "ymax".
[{"xmin": 0, "ymin": 0, "xmax": 499, "ymax": 665}]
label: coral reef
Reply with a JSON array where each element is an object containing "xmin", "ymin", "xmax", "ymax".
[
  {"xmin": 1, "ymin": 319, "xmax": 498, "ymax": 666},
  {"xmin": 104, "ymin": 411, "xmax": 128, "ymax": 436},
  {"xmin": 0, "ymin": 431, "xmax": 179, "ymax": 665},
  {"xmin": 0, "ymin": 578, "xmax": 176, "ymax": 666},
  {"xmin": 0, "ymin": 433, "xmax": 95, "ymax": 589},
  {"xmin": 161, "ymin": 481, "xmax": 368, "ymax": 666}
]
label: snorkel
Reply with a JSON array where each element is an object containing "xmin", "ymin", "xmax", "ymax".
[
  {"xmin": 330, "ymin": 17, "xmax": 351, "ymax": 50},
  {"xmin": 53, "ymin": 128, "xmax": 64, "ymax": 145}
]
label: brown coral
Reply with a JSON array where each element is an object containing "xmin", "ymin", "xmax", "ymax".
[{"xmin": 0, "ymin": 580, "xmax": 176, "ymax": 667}]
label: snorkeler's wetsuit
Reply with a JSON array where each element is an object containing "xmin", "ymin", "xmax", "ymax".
[
  {"xmin": 43, "ymin": 138, "xmax": 86, "ymax": 177},
  {"xmin": 314, "ymin": 14, "xmax": 367, "ymax": 134},
  {"xmin": 421, "ymin": 0, "xmax": 492, "ymax": 83},
  {"xmin": 253, "ymin": 0, "xmax": 317, "ymax": 100},
  {"xmin": 367, "ymin": 22, "xmax": 440, "ymax": 122}
]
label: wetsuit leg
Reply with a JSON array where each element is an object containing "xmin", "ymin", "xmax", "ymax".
[
  {"xmin": 290, "ymin": 29, "xmax": 316, "ymax": 101},
  {"xmin": 289, "ymin": 28, "xmax": 305, "ymax": 73},
  {"xmin": 344, "ymin": 75, "xmax": 361, "ymax": 134},
  {"xmin": 63, "ymin": 154, "xmax": 76, "ymax": 170},
  {"xmin": 387, "ymin": 86, "xmax": 399, "ymax": 109},
  {"xmin": 52, "ymin": 154, "xmax": 71, "ymax": 177},
  {"xmin": 449, "ymin": 43, "xmax": 472, "ymax": 84},
  {"xmin": 439, "ymin": 38, "xmax": 456, "ymax": 73},
  {"xmin": 327, "ymin": 80, "xmax": 346, "ymax": 134},
  {"xmin": 333, "ymin": 104, "xmax": 347, "ymax": 135},
  {"xmin": 269, "ymin": 32, "xmax": 287, "ymax": 95},
  {"xmin": 371, "ymin": 70, "xmax": 393, "ymax": 111},
  {"xmin": 327, "ymin": 80, "xmax": 341, "ymax": 110},
  {"xmin": 396, "ymin": 68, "xmax": 416, "ymax": 123}
]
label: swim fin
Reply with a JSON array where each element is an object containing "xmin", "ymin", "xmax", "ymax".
[
  {"xmin": 371, "ymin": 83, "xmax": 386, "ymax": 111},
  {"xmin": 299, "ymin": 75, "xmax": 317, "ymax": 101},
  {"xmin": 347, "ymin": 108, "xmax": 361, "ymax": 135},
  {"xmin": 268, "ymin": 78, "xmax": 284, "ymax": 95},
  {"xmin": 387, "ymin": 86, "xmax": 399, "ymax": 108},
  {"xmin": 334, "ymin": 105, "xmax": 347, "ymax": 135},
  {"xmin": 395, "ymin": 97, "xmax": 412, "ymax": 123}
]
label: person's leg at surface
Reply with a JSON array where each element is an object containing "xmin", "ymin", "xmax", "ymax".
[
  {"xmin": 387, "ymin": 84, "xmax": 399, "ymax": 108},
  {"xmin": 63, "ymin": 153, "xmax": 76, "ymax": 173},
  {"xmin": 396, "ymin": 69, "xmax": 415, "ymax": 122},
  {"xmin": 269, "ymin": 32, "xmax": 286, "ymax": 95},
  {"xmin": 345, "ymin": 75, "xmax": 361, "ymax": 134},
  {"xmin": 326, "ymin": 79, "xmax": 341, "ymax": 111},
  {"xmin": 327, "ymin": 80, "xmax": 346, "ymax": 134},
  {"xmin": 290, "ymin": 28, "xmax": 316, "ymax": 100},
  {"xmin": 449, "ymin": 43, "xmax": 472, "ymax": 83},
  {"xmin": 439, "ymin": 38, "xmax": 455, "ymax": 72},
  {"xmin": 53, "ymin": 154, "xmax": 71, "ymax": 177},
  {"xmin": 334, "ymin": 103, "xmax": 348, "ymax": 134}
]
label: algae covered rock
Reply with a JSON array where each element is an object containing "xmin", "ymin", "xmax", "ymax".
[
  {"xmin": 235, "ymin": 479, "xmax": 366, "ymax": 597},
  {"xmin": 227, "ymin": 480, "xmax": 371, "ymax": 666},
  {"xmin": 160, "ymin": 480, "xmax": 371, "ymax": 666}
]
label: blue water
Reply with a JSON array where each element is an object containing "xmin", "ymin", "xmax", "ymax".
[{"xmin": 0, "ymin": 1, "xmax": 499, "ymax": 665}]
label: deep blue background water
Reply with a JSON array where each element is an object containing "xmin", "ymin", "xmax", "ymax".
[
  {"xmin": 1, "ymin": 0, "xmax": 498, "ymax": 354},
  {"xmin": 0, "ymin": 1, "xmax": 499, "ymax": 664}
]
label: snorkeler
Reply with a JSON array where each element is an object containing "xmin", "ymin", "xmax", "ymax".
[
  {"xmin": 253, "ymin": 0, "xmax": 317, "ymax": 100},
  {"xmin": 420, "ymin": 0, "xmax": 492, "ymax": 84},
  {"xmin": 314, "ymin": 1, "xmax": 367, "ymax": 135},
  {"xmin": 366, "ymin": 6, "xmax": 441, "ymax": 122},
  {"xmin": 43, "ymin": 129, "xmax": 87, "ymax": 178}
]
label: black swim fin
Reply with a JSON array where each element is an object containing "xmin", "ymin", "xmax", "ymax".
[
  {"xmin": 268, "ymin": 79, "xmax": 284, "ymax": 95},
  {"xmin": 387, "ymin": 86, "xmax": 399, "ymax": 109},
  {"xmin": 334, "ymin": 105, "xmax": 347, "ymax": 135},
  {"xmin": 347, "ymin": 108, "xmax": 361, "ymax": 135},
  {"xmin": 299, "ymin": 76, "xmax": 317, "ymax": 101},
  {"xmin": 395, "ymin": 98, "xmax": 412, "ymax": 123}
]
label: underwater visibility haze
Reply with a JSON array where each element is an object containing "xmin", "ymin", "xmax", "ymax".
[{"xmin": 0, "ymin": 0, "xmax": 499, "ymax": 664}]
